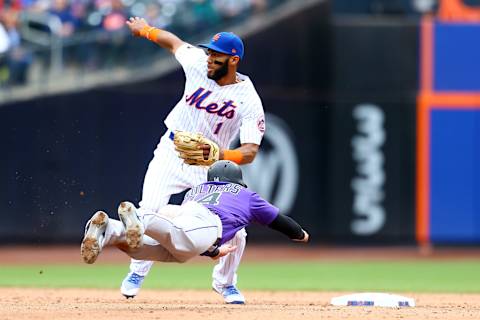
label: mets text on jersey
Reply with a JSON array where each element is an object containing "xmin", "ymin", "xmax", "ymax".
[{"xmin": 185, "ymin": 87, "xmax": 237, "ymax": 119}]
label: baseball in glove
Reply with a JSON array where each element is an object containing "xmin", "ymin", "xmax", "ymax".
[{"xmin": 173, "ymin": 131, "xmax": 220, "ymax": 166}]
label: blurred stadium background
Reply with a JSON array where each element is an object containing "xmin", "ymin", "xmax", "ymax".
[{"xmin": 1, "ymin": 0, "xmax": 480, "ymax": 250}]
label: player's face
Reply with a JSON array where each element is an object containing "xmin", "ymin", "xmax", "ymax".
[{"xmin": 206, "ymin": 50, "xmax": 231, "ymax": 81}]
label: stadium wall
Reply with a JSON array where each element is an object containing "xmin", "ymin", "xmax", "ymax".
[{"xmin": 6, "ymin": 3, "xmax": 476, "ymax": 245}]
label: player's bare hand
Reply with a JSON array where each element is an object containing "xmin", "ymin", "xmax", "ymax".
[
  {"xmin": 212, "ymin": 244, "xmax": 237, "ymax": 260},
  {"xmin": 126, "ymin": 17, "xmax": 148, "ymax": 36},
  {"xmin": 293, "ymin": 229, "xmax": 309, "ymax": 243}
]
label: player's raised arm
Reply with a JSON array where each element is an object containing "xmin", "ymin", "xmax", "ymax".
[{"xmin": 126, "ymin": 17, "xmax": 184, "ymax": 54}]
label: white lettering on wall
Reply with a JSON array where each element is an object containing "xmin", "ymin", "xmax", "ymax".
[{"xmin": 351, "ymin": 103, "xmax": 386, "ymax": 235}]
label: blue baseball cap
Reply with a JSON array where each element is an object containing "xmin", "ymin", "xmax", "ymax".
[{"xmin": 199, "ymin": 32, "xmax": 244, "ymax": 60}]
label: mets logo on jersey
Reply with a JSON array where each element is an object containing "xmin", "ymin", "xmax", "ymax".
[
  {"xmin": 185, "ymin": 87, "xmax": 237, "ymax": 119},
  {"xmin": 257, "ymin": 116, "xmax": 265, "ymax": 133}
]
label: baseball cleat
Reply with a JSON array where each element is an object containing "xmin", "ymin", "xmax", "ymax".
[
  {"xmin": 212, "ymin": 284, "xmax": 245, "ymax": 304},
  {"xmin": 120, "ymin": 272, "xmax": 145, "ymax": 298},
  {"xmin": 81, "ymin": 211, "xmax": 109, "ymax": 264},
  {"xmin": 118, "ymin": 201, "xmax": 144, "ymax": 249}
]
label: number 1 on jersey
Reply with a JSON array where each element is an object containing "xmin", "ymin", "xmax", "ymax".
[{"xmin": 214, "ymin": 122, "xmax": 224, "ymax": 135}]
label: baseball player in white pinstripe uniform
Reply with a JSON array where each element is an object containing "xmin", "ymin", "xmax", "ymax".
[{"xmin": 121, "ymin": 17, "xmax": 266, "ymax": 304}]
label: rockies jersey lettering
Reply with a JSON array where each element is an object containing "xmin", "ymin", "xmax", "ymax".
[{"xmin": 184, "ymin": 183, "xmax": 241, "ymax": 202}]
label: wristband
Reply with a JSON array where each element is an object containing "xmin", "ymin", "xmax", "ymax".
[
  {"xmin": 139, "ymin": 26, "xmax": 153, "ymax": 37},
  {"xmin": 147, "ymin": 28, "xmax": 161, "ymax": 41},
  {"xmin": 222, "ymin": 150, "xmax": 243, "ymax": 164},
  {"xmin": 139, "ymin": 26, "xmax": 161, "ymax": 41}
]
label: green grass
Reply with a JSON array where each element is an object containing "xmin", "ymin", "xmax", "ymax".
[{"xmin": 1, "ymin": 261, "xmax": 480, "ymax": 293}]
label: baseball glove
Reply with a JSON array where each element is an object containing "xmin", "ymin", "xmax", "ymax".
[{"xmin": 173, "ymin": 131, "xmax": 220, "ymax": 166}]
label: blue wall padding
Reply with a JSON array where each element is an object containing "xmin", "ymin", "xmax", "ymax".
[
  {"xmin": 430, "ymin": 109, "xmax": 480, "ymax": 242},
  {"xmin": 434, "ymin": 23, "xmax": 480, "ymax": 91}
]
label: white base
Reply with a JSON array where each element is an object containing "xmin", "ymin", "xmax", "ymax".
[{"xmin": 330, "ymin": 292, "xmax": 415, "ymax": 307}]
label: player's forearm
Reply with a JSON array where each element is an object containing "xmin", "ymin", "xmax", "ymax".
[
  {"xmin": 126, "ymin": 17, "xmax": 184, "ymax": 54},
  {"xmin": 268, "ymin": 214, "xmax": 308, "ymax": 242},
  {"xmin": 220, "ymin": 143, "xmax": 259, "ymax": 165},
  {"xmin": 139, "ymin": 26, "xmax": 184, "ymax": 53}
]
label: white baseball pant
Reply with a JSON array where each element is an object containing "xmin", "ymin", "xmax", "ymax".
[{"xmin": 103, "ymin": 201, "xmax": 222, "ymax": 262}]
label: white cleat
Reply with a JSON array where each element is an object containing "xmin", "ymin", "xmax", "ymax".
[
  {"xmin": 120, "ymin": 272, "xmax": 145, "ymax": 299},
  {"xmin": 118, "ymin": 201, "xmax": 144, "ymax": 249},
  {"xmin": 212, "ymin": 283, "xmax": 246, "ymax": 304},
  {"xmin": 81, "ymin": 211, "xmax": 109, "ymax": 264}
]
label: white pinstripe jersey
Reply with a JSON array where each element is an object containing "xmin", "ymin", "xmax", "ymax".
[{"xmin": 164, "ymin": 43, "xmax": 265, "ymax": 149}]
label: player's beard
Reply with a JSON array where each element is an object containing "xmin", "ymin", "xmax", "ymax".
[{"xmin": 208, "ymin": 60, "xmax": 229, "ymax": 81}]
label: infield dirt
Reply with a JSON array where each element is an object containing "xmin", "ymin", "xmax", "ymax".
[
  {"xmin": 2, "ymin": 288, "xmax": 480, "ymax": 320},
  {"xmin": 2, "ymin": 245, "xmax": 480, "ymax": 320}
]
